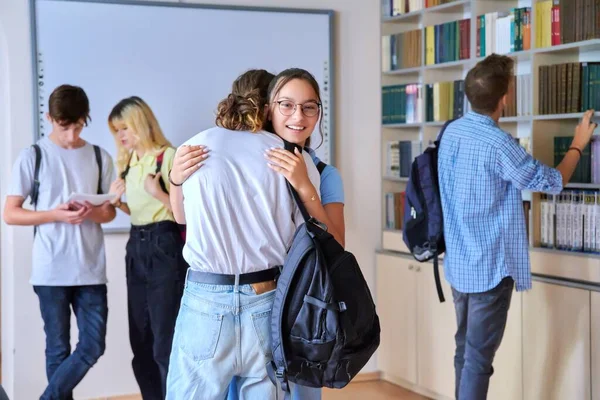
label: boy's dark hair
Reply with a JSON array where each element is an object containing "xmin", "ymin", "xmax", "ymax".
[
  {"xmin": 48, "ymin": 84, "xmax": 91, "ymax": 126},
  {"xmin": 215, "ymin": 69, "xmax": 275, "ymax": 133},
  {"xmin": 267, "ymin": 68, "xmax": 323, "ymax": 148},
  {"xmin": 464, "ymin": 54, "xmax": 514, "ymax": 115}
]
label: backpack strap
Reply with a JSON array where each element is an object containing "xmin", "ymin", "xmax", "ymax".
[
  {"xmin": 433, "ymin": 255, "xmax": 445, "ymax": 303},
  {"xmin": 93, "ymin": 145, "xmax": 102, "ymax": 194},
  {"xmin": 435, "ymin": 118, "xmax": 457, "ymax": 145},
  {"xmin": 432, "ymin": 119, "xmax": 455, "ymax": 303},
  {"xmin": 155, "ymin": 148, "xmax": 168, "ymax": 194},
  {"xmin": 283, "ymin": 141, "xmax": 312, "ymax": 223},
  {"xmin": 316, "ymin": 161, "xmax": 326, "ymax": 174},
  {"xmin": 31, "ymin": 144, "xmax": 42, "ymax": 237},
  {"xmin": 31, "ymin": 144, "xmax": 42, "ymax": 208},
  {"xmin": 120, "ymin": 152, "xmax": 134, "ymax": 180}
]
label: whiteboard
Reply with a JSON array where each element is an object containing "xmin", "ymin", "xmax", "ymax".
[{"xmin": 32, "ymin": 0, "xmax": 334, "ymax": 233}]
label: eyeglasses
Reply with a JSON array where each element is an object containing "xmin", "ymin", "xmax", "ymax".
[{"xmin": 274, "ymin": 100, "xmax": 321, "ymax": 117}]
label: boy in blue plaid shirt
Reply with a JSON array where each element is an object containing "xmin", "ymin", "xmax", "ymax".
[{"xmin": 438, "ymin": 54, "xmax": 597, "ymax": 400}]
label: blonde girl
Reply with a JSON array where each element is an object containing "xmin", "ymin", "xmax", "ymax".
[{"xmin": 108, "ymin": 96, "xmax": 199, "ymax": 400}]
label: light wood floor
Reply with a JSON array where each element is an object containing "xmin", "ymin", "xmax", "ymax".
[{"xmin": 104, "ymin": 381, "xmax": 429, "ymax": 400}]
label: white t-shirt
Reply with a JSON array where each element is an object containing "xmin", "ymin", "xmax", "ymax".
[
  {"xmin": 8, "ymin": 137, "xmax": 116, "ymax": 286},
  {"xmin": 181, "ymin": 127, "xmax": 321, "ymax": 275}
]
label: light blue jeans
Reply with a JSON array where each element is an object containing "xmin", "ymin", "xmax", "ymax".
[
  {"xmin": 228, "ymin": 377, "xmax": 322, "ymax": 399},
  {"xmin": 165, "ymin": 276, "xmax": 279, "ymax": 400}
]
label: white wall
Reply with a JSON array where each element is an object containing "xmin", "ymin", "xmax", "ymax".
[{"xmin": 0, "ymin": 0, "xmax": 381, "ymax": 398}]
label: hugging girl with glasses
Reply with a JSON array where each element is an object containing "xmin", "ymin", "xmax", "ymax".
[{"xmin": 230, "ymin": 69, "xmax": 346, "ymax": 399}]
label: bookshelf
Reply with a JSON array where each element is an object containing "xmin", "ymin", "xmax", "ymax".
[{"xmin": 380, "ymin": 0, "xmax": 600, "ymax": 258}]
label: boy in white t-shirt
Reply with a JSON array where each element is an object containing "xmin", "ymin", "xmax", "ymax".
[{"xmin": 3, "ymin": 84, "xmax": 116, "ymax": 400}]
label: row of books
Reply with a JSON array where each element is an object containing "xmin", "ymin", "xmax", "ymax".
[
  {"xmin": 383, "ymin": 73, "xmax": 531, "ymax": 124},
  {"xmin": 554, "ymin": 136, "xmax": 594, "ymax": 183},
  {"xmin": 425, "ymin": 19, "xmax": 470, "ymax": 65},
  {"xmin": 382, "ymin": 30, "xmax": 422, "ymax": 71},
  {"xmin": 538, "ymin": 62, "xmax": 600, "ymax": 115},
  {"xmin": 382, "ymin": 84, "xmax": 423, "ymax": 124},
  {"xmin": 503, "ymin": 74, "xmax": 532, "ymax": 117},
  {"xmin": 540, "ymin": 191, "xmax": 600, "ymax": 253},
  {"xmin": 541, "ymin": 0, "xmax": 600, "ymax": 47},
  {"xmin": 385, "ymin": 192, "xmax": 405, "ymax": 230},
  {"xmin": 381, "ymin": 0, "xmax": 457, "ymax": 17},
  {"xmin": 386, "ymin": 140, "xmax": 422, "ymax": 178},
  {"xmin": 476, "ymin": 8, "xmax": 532, "ymax": 57},
  {"xmin": 424, "ymin": 80, "xmax": 469, "ymax": 122}
]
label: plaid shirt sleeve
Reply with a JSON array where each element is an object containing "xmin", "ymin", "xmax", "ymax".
[{"xmin": 495, "ymin": 135, "xmax": 563, "ymax": 195}]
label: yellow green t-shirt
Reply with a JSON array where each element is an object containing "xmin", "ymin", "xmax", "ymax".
[{"xmin": 125, "ymin": 146, "xmax": 175, "ymax": 226}]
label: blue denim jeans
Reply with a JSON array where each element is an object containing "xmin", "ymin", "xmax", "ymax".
[
  {"xmin": 126, "ymin": 221, "xmax": 188, "ymax": 400},
  {"xmin": 165, "ymin": 276, "xmax": 279, "ymax": 399},
  {"xmin": 452, "ymin": 276, "xmax": 514, "ymax": 400},
  {"xmin": 33, "ymin": 284, "xmax": 108, "ymax": 400},
  {"xmin": 227, "ymin": 377, "xmax": 321, "ymax": 399}
]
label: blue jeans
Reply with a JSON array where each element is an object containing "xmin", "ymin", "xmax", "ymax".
[
  {"xmin": 227, "ymin": 378, "xmax": 321, "ymax": 399},
  {"xmin": 126, "ymin": 222, "xmax": 188, "ymax": 400},
  {"xmin": 0, "ymin": 384, "xmax": 9, "ymax": 400},
  {"xmin": 452, "ymin": 276, "xmax": 514, "ymax": 400},
  {"xmin": 33, "ymin": 284, "xmax": 108, "ymax": 400},
  {"xmin": 166, "ymin": 276, "xmax": 279, "ymax": 399}
]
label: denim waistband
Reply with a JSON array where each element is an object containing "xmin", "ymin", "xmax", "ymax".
[{"xmin": 130, "ymin": 220, "xmax": 179, "ymax": 237}]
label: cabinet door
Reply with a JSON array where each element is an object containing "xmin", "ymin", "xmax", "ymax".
[
  {"xmin": 487, "ymin": 291, "xmax": 523, "ymax": 400},
  {"xmin": 376, "ymin": 253, "xmax": 418, "ymax": 384},
  {"xmin": 523, "ymin": 281, "xmax": 591, "ymax": 400},
  {"xmin": 592, "ymin": 291, "xmax": 600, "ymax": 400},
  {"xmin": 416, "ymin": 262, "xmax": 456, "ymax": 399}
]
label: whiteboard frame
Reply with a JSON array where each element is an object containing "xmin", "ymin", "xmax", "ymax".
[{"xmin": 29, "ymin": 0, "xmax": 335, "ymax": 234}]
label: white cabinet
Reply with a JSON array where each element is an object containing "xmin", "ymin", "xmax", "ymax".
[
  {"xmin": 376, "ymin": 253, "xmax": 418, "ymax": 385},
  {"xmin": 416, "ymin": 262, "xmax": 457, "ymax": 399},
  {"xmin": 376, "ymin": 252, "xmax": 523, "ymax": 400},
  {"xmin": 487, "ymin": 290, "xmax": 523, "ymax": 400},
  {"xmin": 592, "ymin": 292, "xmax": 600, "ymax": 400},
  {"xmin": 523, "ymin": 281, "xmax": 591, "ymax": 400}
]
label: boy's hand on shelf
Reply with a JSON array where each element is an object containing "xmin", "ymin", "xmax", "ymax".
[{"xmin": 572, "ymin": 109, "xmax": 597, "ymax": 150}]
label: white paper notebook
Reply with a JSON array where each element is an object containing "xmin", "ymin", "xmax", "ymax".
[{"xmin": 67, "ymin": 193, "xmax": 116, "ymax": 206}]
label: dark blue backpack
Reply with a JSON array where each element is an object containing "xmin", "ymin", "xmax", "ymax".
[
  {"xmin": 402, "ymin": 119, "xmax": 455, "ymax": 303},
  {"xmin": 268, "ymin": 143, "xmax": 380, "ymax": 398}
]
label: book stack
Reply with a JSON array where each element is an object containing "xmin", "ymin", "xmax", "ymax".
[
  {"xmin": 540, "ymin": 191, "xmax": 600, "ymax": 253},
  {"xmin": 502, "ymin": 74, "xmax": 532, "ymax": 117},
  {"xmin": 386, "ymin": 140, "xmax": 422, "ymax": 177},
  {"xmin": 554, "ymin": 136, "xmax": 592, "ymax": 183},
  {"xmin": 381, "ymin": 0, "xmax": 425, "ymax": 17},
  {"xmin": 425, "ymin": 80, "xmax": 470, "ymax": 122},
  {"xmin": 382, "ymin": 30, "xmax": 422, "ymax": 71},
  {"xmin": 382, "ymin": 84, "xmax": 423, "ymax": 124},
  {"xmin": 476, "ymin": 7, "xmax": 532, "ymax": 57},
  {"xmin": 385, "ymin": 192, "xmax": 405, "ymax": 230},
  {"xmin": 424, "ymin": 18, "xmax": 471, "ymax": 65},
  {"xmin": 538, "ymin": 62, "xmax": 600, "ymax": 115}
]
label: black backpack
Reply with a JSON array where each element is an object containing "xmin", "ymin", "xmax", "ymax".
[
  {"xmin": 31, "ymin": 143, "xmax": 102, "ymax": 235},
  {"xmin": 268, "ymin": 143, "xmax": 381, "ymax": 397},
  {"xmin": 402, "ymin": 119, "xmax": 456, "ymax": 303}
]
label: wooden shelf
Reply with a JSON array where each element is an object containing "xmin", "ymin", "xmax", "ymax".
[
  {"xmin": 534, "ymin": 39, "xmax": 600, "ymax": 55},
  {"xmin": 381, "ymin": 1, "xmax": 469, "ymax": 23},
  {"xmin": 534, "ymin": 111, "xmax": 600, "ymax": 121},
  {"xmin": 564, "ymin": 183, "xmax": 600, "ymax": 190},
  {"xmin": 383, "ymin": 122, "xmax": 423, "ymax": 128},
  {"xmin": 383, "ymin": 66, "xmax": 422, "ymax": 76},
  {"xmin": 425, "ymin": 59, "xmax": 471, "ymax": 71},
  {"xmin": 384, "ymin": 176, "xmax": 409, "ymax": 182},
  {"xmin": 475, "ymin": 50, "xmax": 532, "ymax": 63},
  {"xmin": 382, "ymin": 10, "xmax": 422, "ymax": 23},
  {"xmin": 424, "ymin": 0, "xmax": 469, "ymax": 13}
]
